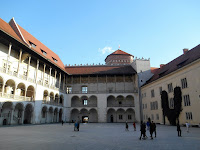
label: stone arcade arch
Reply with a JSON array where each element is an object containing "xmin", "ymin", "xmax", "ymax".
[
  {"xmin": 48, "ymin": 107, "xmax": 53, "ymax": 123},
  {"xmin": 116, "ymin": 108, "xmax": 125, "ymax": 122},
  {"xmin": 59, "ymin": 95, "xmax": 64, "ymax": 106},
  {"xmin": 55, "ymin": 93, "xmax": 59, "ymax": 104},
  {"xmin": 24, "ymin": 104, "xmax": 33, "ymax": 124},
  {"xmin": 41, "ymin": 106, "xmax": 48, "ymax": 123},
  {"xmin": 14, "ymin": 103, "xmax": 24, "ymax": 124},
  {"xmin": 4, "ymin": 79, "xmax": 15, "ymax": 98},
  {"xmin": 71, "ymin": 96, "xmax": 80, "ymax": 107},
  {"xmin": 126, "ymin": 95, "xmax": 135, "ymax": 107},
  {"xmin": 107, "ymin": 108, "xmax": 116, "ymax": 123},
  {"xmin": 1, "ymin": 102, "xmax": 13, "ymax": 125},
  {"xmin": 126, "ymin": 108, "xmax": 135, "ymax": 122},
  {"xmin": 26, "ymin": 85, "xmax": 35, "ymax": 101},
  {"xmin": 59, "ymin": 108, "xmax": 63, "ymax": 122},
  {"xmin": 70, "ymin": 108, "xmax": 79, "ymax": 122},
  {"xmin": 43, "ymin": 90, "xmax": 49, "ymax": 101},
  {"xmin": 54, "ymin": 108, "xmax": 58, "ymax": 122},
  {"xmin": 107, "ymin": 95, "xmax": 115, "ymax": 107},
  {"xmin": 0, "ymin": 76, "xmax": 4, "ymax": 94},
  {"xmin": 16, "ymin": 83, "xmax": 26, "ymax": 99},
  {"xmin": 89, "ymin": 108, "xmax": 98, "ymax": 122},
  {"xmin": 89, "ymin": 95, "xmax": 97, "ymax": 107},
  {"xmin": 50, "ymin": 92, "xmax": 54, "ymax": 103},
  {"xmin": 80, "ymin": 108, "xmax": 89, "ymax": 123},
  {"xmin": 116, "ymin": 95, "xmax": 124, "ymax": 106}
]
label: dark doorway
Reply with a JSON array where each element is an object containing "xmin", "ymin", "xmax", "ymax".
[
  {"xmin": 24, "ymin": 104, "xmax": 33, "ymax": 124},
  {"xmin": 82, "ymin": 116, "xmax": 89, "ymax": 123},
  {"xmin": 3, "ymin": 119, "xmax": 7, "ymax": 125},
  {"xmin": 110, "ymin": 115, "xmax": 113, "ymax": 123}
]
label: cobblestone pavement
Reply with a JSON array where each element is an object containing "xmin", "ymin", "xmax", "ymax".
[{"xmin": 0, "ymin": 123, "xmax": 200, "ymax": 150}]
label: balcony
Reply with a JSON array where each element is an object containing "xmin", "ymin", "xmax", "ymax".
[
  {"xmin": 68, "ymin": 89, "xmax": 138, "ymax": 94},
  {"xmin": 42, "ymin": 100, "xmax": 63, "ymax": 107},
  {"xmin": 107, "ymin": 104, "xmax": 135, "ymax": 107},
  {"xmin": 0, "ymin": 92, "xmax": 34, "ymax": 101},
  {"xmin": 71, "ymin": 104, "xmax": 97, "ymax": 107}
]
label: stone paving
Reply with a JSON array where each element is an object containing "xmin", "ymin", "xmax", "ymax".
[{"xmin": 0, "ymin": 123, "xmax": 200, "ymax": 150}]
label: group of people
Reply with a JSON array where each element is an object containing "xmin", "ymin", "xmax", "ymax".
[
  {"xmin": 125, "ymin": 122, "xmax": 136, "ymax": 131},
  {"xmin": 139, "ymin": 120, "xmax": 156, "ymax": 140}
]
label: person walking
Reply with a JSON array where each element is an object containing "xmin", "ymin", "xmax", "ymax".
[
  {"xmin": 139, "ymin": 121, "xmax": 146, "ymax": 140},
  {"xmin": 185, "ymin": 122, "xmax": 189, "ymax": 133},
  {"xmin": 133, "ymin": 122, "xmax": 136, "ymax": 131},
  {"xmin": 152, "ymin": 121, "xmax": 156, "ymax": 138},
  {"xmin": 177, "ymin": 121, "xmax": 181, "ymax": 137},
  {"xmin": 146, "ymin": 120, "xmax": 150, "ymax": 131},
  {"xmin": 125, "ymin": 121, "xmax": 129, "ymax": 131},
  {"xmin": 150, "ymin": 121, "xmax": 154, "ymax": 139},
  {"xmin": 61, "ymin": 120, "xmax": 64, "ymax": 126}
]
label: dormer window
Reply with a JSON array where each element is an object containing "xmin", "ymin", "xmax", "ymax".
[
  {"xmin": 29, "ymin": 41, "xmax": 36, "ymax": 48},
  {"xmin": 41, "ymin": 49, "xmax": 47, "ymax": 56},
  {"xmin": 52, "ymin": 57, "xmax": 58, "ymax": 63}
]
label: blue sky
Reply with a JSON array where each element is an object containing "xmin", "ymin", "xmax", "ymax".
[{"xmin": 1, "ymin": 0, "xmax": 200, "ymax": 67}]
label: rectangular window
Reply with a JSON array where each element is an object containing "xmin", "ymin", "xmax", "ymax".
[
  {"xmin": 181, "ymin": 78, "xmax": 188, "ymax": 89},
  {"xmin": 156, "ymin": 114, "xmax": 159, "ymax": 120},
  {"xmin": 186, "ymin": 112, "xmax": 193, "ymax": 120},
  {"xmin": 66, "ymin": 87, "xmax": 72, "ymax": 94},
  {"xmin": 150, "ymin": 102, "xmax": 153, "ymax": 110},
  {"xmin": 119, "ymin": 115, "xmax": 123, "ymax": 120},
  {"xmin": 169, "ymin": 98, "xmax": 174, "ymax": 109},
  {"xmin": 168, "ymin": 83, "xmax": 173, "ymax": 93},
  {"xmin": 128, "ymin": 115, "xmax": 132, "ymax": 120},
  {"xmin": 183, "ymin": 95, "xmax": 191, "ymax": 106},
  {"xmin": 159, "ymin": 87, "xmax": 162, "ymax": 95},
  {"xmin": 151, "ymin": 114, "xmax": 154, "ymax": 120},
  {"xmin": 82, "ymin": 86, "xmax": 88, "ymax": 93},
  {"xmin": 151, "ymin": 89, "xmax": 155, "ymax": 98},
  {"xmin": 83, "ymin": 99, "xmax": 88, "ymax": 105}
]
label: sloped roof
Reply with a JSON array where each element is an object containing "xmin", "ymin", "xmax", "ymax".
[
  {"xmin": 145, "ymin": 44, "xmax": 200, "ymax": 85},
  {"xmin": 17, "ymin": 24, "xmax": 65, "ymax": 70},
  {"xmin": 0, "ymin": 18, "xmax": 23, "ymax": 43},
  {"xmin": 65, "ymin": 65, "xmax": 136, "ymax": 75},
  {"xmin": 105, "ymin": 50, "xmax": 133, "ymax": 61}
]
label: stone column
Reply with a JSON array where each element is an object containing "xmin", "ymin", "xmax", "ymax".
[
  {"xmin": 6, "ymin": 43, "xmax": 12, "ymax": 73},
  {"xmin": 54, "ymin": 70, "xmax": 57, "ymax": 87},
  {"xmin": 17, "ymin": 49, "xmax": 22, "ymax": 77},
  {"xmin": 43, "ymin": 64, "xmax": 46, "ymax": 85},
  {"xmin": 21, "ymin": 109, "xmax": 24, "ymax": 124},
  {"xmin": 10, "ymin": 107, "xmax": 14, "ymax": 125},
  {"xmin": 2, "ymin": 83, "xmax": 5, "ymax": 96},
  {"xmin": 49, "ymin": 67, "xmax": 52, "ymax": 88},
  {"xmin": 27, "ymin": 56, "xmax": 31, "ymax": 80},
  {"xmin": 59, "ymin": 73, "xmax": 61, "ymax": 89},
  {"xmin": 35, "ymin": 60, "xmax": 39, "ymax": 83}
]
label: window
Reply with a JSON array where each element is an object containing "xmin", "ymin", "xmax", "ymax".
[
  {"xmin": 151, "ymin": 114, "xmax": 154, "ymax": 120},
  {"xmin": 128, "ymin": 115, "xmax": 132, "ymax": 120},
  {"xmin": 66, "ymin": 87, "xmax": 72, "ymax": 94},
  {"xmin": 156, "ymin": 114, "xmax": 159, "ymax": 120},
  {"xmin": 29, "ymin": 41, "xmax": 36, "ymax": 48},
  {"xmin": 169, "ymin": 98, "xmax": 174, "ymax": 109},
  {"xmin": 186, "ymin": 112, "xmax": 193, "ymax": 120},
  {"xmin": 150, "ymin": 101, "xmax": 158, "ymax": 110},
  {"xmin": 119, "ymin": 115, "xmax": 123, "ymax": 120},
  {"xmin": 83, "ymin": 99, "xmax": 88, "ymax": 105},
  {"xmin": 181, "ymin": 78, "xmax": 188, "ymax": 89},
  {"xmin": 183, "ymin": 95, "xmax": 191, "ymax": 106},
  {"xmin": 145, "ymin": 104, "xmax": 147, "ymax": 109},
  {"xmin": 151, "ymin": 89, "xmax": 155, "ymax": 98},
  {"xmin": 41, "ymin": 49, "xmax": 47, "ymax": 56},
  {"xmin": 168, "ymin": 83, "xmax": 173, "ymax": 93},
  {"xmin": 52, "ymin": 57, "xmax": 58, "ymax": 63},
  {"xmin": 82, "ymin": 86, "xmax": 88, "ymax": 93},
  {"xmin": 159, "ymin": 87, "xmax": 162, "ymax": 95}
]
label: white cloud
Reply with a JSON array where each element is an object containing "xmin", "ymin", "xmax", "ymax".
[{"xmin": 98, "ymin": 46, "xmax": 115, "ymax": 55}]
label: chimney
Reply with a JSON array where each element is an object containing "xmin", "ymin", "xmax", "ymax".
[
  {"xmin": 160, "ymin": 64, "xmax": 165, "ymax": 68},
  {"xmin": 183, "ymin": 48, "xmax": 189, "ymax": 54}
]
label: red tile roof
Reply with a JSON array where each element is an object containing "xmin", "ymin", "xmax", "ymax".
[
  {"xmin": 145, "ymin": 44, "xmax": 200, "ymax": 85},
  {"xmin": 65, "ymin": 65, "xmax": 136, "ymax": 75},
  {"xmin": 0, "ymin": 18, "xmax": 65, "ymax": 71},
  {"xmin": 0, "ymin": 18, "xmax": 23, "ymax": 43},
  {"xmin": 105, "ymin": 50, "xmax": 133, "ymax": 61}
]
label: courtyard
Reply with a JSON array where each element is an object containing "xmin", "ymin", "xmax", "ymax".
[{"xmin": 0, "ymin": 123, "xmax": 200, "ymax": 150}]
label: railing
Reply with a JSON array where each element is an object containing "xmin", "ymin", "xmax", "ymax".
[
  {"xmin": 68, "ymin": 89, "xmax": 138, "ymax": 94},
  {"xmin": 71, "ymin": 104, "xmax": 97, "ymax": 107},
  {"xmin": 42, "ymin": 100, "xmax": 63, "ymax": 106},
  {"xmin": 107, "ymin": 104, "xmax": 135, "ymax": 107},
  {"xmin": 0, "ymin": 92, "xmax": 34, "ymax": 101},
  {"xmin": 3, "ymin": 93, "xmax": 14, "ymax": 99},
  {"xmin": 28, "ymin": 78, "xmax": 34, "ymax": 83},
  {"xmin": 19, "ymin": 74, "xmax": 27, "ymax": 80}
]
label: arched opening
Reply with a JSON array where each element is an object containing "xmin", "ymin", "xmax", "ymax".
[
  {"xmin": 24, "ymin": 104, "xmax": 33, "ymax": 124},
  {"xmin": 41, "ymin": 106, "xmax": 47, "ymax": 123},
  {"xmin": 14, "ymin": 103, "xmax": 24, "ymax": 124},
  {"xmin": 116, "ymin": 108, "xmax": 125, "ymax": 122},
  {"xmin": 116, "ymin": 95, "xmax": 124, "ymax": 106},
  {"xmin": 55, "ymin": 94, "xmax": 59, "ymax": 104},
  {"xmin": 26, "ymin": 85, "xmax": 35, "ymax": 101},
  {"xmin": 107, "ymin": 95, "xmax": 115, "ymax": 107},
  {"xmin": 0, "ymin": 76, "xmax": 4, "ymax": 94},
  {"xmin": 50, "ymin": 92, "xmax": 54, "ymax": 103},
  {"xmin": 59, "ymin": 109, "xmax": 63, "ymax": 122},
  {"xmin": 71, "ymin": 96, "xmax": 79, "ymax": 107},
  {"xmin": 126, "ymin": 108, "xmax": 135, "ymax": 122},
  {"xmin": 126, "ymin": 95, "xmax": 134, "ymax": 107},
  {"xmin": 70, "ymin": 109, "xmax": 79, "ymax": 123},
  {"xmin": 80, "ymin": 108, "xmax": 89, "ymax": 123},
  {"xmin": 43, "ymin": 90, "xmax": 49, "ymax": 101},
  {"xmin": 54, "ymin": 108, "xmax": 58, "ymax": 122},
  {"xmin": 89, "ymin": 108, "xmax": 98, "ymax": 122},
  {"xmin": 16, "ymin": 83, "xmax": 26, "ymax": 100},
  {"xmin": 1, "ymin": 102, "xmax": 13, "ymax": 125},
  {"xmin": 48, "ymin": 107, "xmax": 53, "ymax": 123},
  {"xmin": 107, "ymin": 108, "xmax": 116, "ymax": 123},
  {"xmin": 4, "ymin": 79, "xmax": 15, "ymax": 98},
  {"xmin": 59, "ymin": 95, "xmax": 64, "ymax": 106},
  {"xmin": 89, "ymin": 95, "xmax": 97, "ymax": 107}
]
